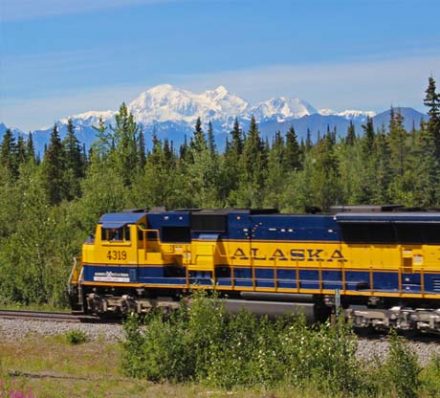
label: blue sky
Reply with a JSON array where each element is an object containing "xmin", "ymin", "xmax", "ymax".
[{"xmin": 1, "ymin": 0, "xmax": 440, "ymax": 130}]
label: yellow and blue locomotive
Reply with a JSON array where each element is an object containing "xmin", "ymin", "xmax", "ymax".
[{"xmin": 69, "ymin": 206, "xmax": 440, "ymax": 332}]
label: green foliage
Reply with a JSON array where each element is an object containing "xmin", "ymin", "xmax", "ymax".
[
  {"xmin": 383, "ymin": 331, "xmax": 421, "ymax": 398},
  {"xmin": 65, "ymin": 329, "xmax": 88, "ymax": 345},
  {"xmin": 420, "ymin": 354, "xmax": 440, "ymax": 397},
  {"xmin": 42, "ymin": 124, "xmax": 66, "ymax": 205},
  {"xmin": 122, "ymin": 294, "xmax": 362, "ymax": 394}
]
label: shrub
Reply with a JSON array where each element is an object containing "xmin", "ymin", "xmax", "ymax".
[
  {"xmin": 65, "ymin": 329, "xmax": 88, "ymax": 345},
  {"xmin": 420, "ymin": 354, "xmax": 440, "ymax": 398},
  {"xmin": 121, "ymin": 293, "xmax": 363, "ymax": 394},
  {"xmin": 383, "ymin": 330, "xmax": 421, "ymax": 398}
]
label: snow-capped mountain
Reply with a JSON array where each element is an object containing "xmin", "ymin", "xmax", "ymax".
[
  {"xmin": 65, "ymin": 85, "xmax": 375, "ymax": 131},
  {"xmin": 250, "ymin": 97, "xmax": 317, "ymax": 122},
  {"xmin": 319, "ymin": 108, "xmax": 376, "ymax": 121},
  {"xmin": 0, "ymin": 84, "xmax": 426, "ymax": 154},
  {"xmin": 127, "ymin": 84, "xmax": 248, "ymax": 127}
]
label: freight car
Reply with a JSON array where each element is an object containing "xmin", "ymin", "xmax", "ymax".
[{"xmin": 68, "ymin": 206, "xmax": 440, "ymax": 333}]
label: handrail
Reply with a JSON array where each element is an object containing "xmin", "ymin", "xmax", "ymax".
[{"xmin": 68, "ymin": 257, "xmax": 80, "ymax": 286}]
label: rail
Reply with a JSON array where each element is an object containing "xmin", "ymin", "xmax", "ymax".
[{"xmin": 0, "ymin": 310, "xmax": 101, "ymax": 323}]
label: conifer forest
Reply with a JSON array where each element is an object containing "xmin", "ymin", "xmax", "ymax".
[{"xmin": 0, "ymin": 78, "xmax": 439, "ymax": 307}]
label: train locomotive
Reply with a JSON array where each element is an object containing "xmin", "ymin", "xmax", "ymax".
[{"xmin": 69, "ymin": 206, "xmax": 440, "ymax": 333}]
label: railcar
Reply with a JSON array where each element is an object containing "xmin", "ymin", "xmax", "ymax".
[{"xmin": 68, "ymin": 206, "xmax": 440, "ymax": 332}]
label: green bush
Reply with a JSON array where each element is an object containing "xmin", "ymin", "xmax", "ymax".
[
  {"xmin": 384, "ymin": 331, "xmax": 421, "ymax": 398},
  {"xmin": 121, "ymin": 293, "xmax": 363, "ymax": 394},
  {"xmin": 420, "ymin": 354, "xmax": 440, "ymax": 397},
  {"xmin": 122, "ymin": 295, "xmax": 440, "ymax": 397},
  {"xmin": 65, "ymin": 329, "xmax": 88, "ymax": 345}
]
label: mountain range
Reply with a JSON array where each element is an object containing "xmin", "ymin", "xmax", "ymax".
[{"xmin": 0, "ymin": 84, "xmax": 427, "ymax": 154}]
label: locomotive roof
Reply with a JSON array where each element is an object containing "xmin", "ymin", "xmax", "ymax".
[
  {"xmin": 99, "ymin": 212, "xmax": 147, "ymax": 228},
  {"xmin": 335, "ymin": 212, "xmax": 440, "ymax": 223}
]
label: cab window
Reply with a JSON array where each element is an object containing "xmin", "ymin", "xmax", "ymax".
[{"xmin": 102, "ymin": 226, "xmax": 131, "ymax": 241}]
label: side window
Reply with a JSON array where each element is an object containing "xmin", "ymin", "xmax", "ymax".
[{"xmin": 102, "ymin": 226, "xmax": 131, "ymax": 242}]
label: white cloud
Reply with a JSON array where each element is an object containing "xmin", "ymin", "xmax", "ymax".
[{"xmin": 1, "ymin": 0, "xmax": 179, "ymax": 21}]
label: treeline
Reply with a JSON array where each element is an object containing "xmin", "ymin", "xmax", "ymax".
[{"xmin": 0, "ymin": 78, "xmax": 439, "ymax": 306}]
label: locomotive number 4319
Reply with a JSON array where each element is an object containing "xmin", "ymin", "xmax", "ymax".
[{"xmin": 107, "ymin": 250, "xmax": 127, "ymax": 261}]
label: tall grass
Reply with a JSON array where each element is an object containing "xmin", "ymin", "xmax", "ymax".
[{"xmin": 121, "ymin": 293, "xmax": 430, "ymax": 397}]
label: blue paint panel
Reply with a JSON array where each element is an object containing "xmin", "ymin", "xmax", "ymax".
[
  {"xmin": 138, "ymin": 267, "xmax": 164, "ymax": 277},
  {"xmin": 249, "ymin": 215, "xmax": 340, "ymax": 241},
  {"xmin": 225, "ymin": 212, "xmax": 342, "ymax": 241},
  {"xmin": 323, "ymin": 282, "xmax": 344, "ymax": 289},
  {"xmin": 424, "ymin": 274, "xmax": 440, "ymax": 292},
  {"xmin": 300, "ymin": 280, "xmax": 320, "ymax": 289},
  {"xmin": 256, "ymin": 280, "xmax": 275, "ymax": 287},
  {"xmin": 255, "ymin": 268, "xmax": 274, "ymax": 279},
  {"xmin": 189, "ymin": 271, "xmax": 212, "ymax": 279},
  {"xmin": 100, "ymin": 212, "xmax": 147, "ymax": 228},
  {"xmin": 335, "ymin": 212, "xmax": 440, "ymax": 223},
  {"xmin": 345, "ymin": 271, "xmax": 370, "ymax": 289},
  {"xmin": 402, "ymin": 284, "xmax": 421, "ymax": 292},
  {"xmin": 402, "ymin": 273, "xmax": 421, "ymax": 292},
  {"xmin": 402, "ymin": 273, "xmax": 421, "ymax": 284},
  {"xmin": 322, "ymin": 270, "xmax": 342, "ymax": 290},
  {"xmin": 278, "ymin": 269, "xmax": 296, "ymax": 280},
  {"xmin": 190, "ymin": 278, "xmax": 213, "ymax": 286},
  {"xmin": 346, "ymin": 282, "xmax": 368, "ymax": 290},
  {"xmin": 147, "ymin": 212, "xmax": 190, "ymax": 229},
  {"xmin": 217, "ymin": 278, "xmax": 232, "ymax": 286},
  {"xmin": 83, "ymin": 265, "xmax": 135, "ymax": 282},
  {"xmin": 227, "ymin": 211, "xmax": 252, "ymax": 240},
  {"xmin": 143, "ymin": 277, "xmax": 186, "ymax": 284},
  {"xmin": 299, "ymin": 270, "xmax": 319, "ymax": 281},
  {"xmin": 234, "ymin": 268, "xmax": 252, "ymax": 278},
  {"xmin": 278, "ymin": 281, "xmax": 297, "ymax": 288},
  {"xmin": 323, "ymin": 270, "xmax": 342, "ymax": 281},
  {"xmin": 373, "ymin": 272, "xmax": 398, "ymax": 291},
  {"xmin": 235, "ymin": 279, "xmax": 253, "ymax": 287}
]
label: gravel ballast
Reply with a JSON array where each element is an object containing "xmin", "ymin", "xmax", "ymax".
[{"xmin": 0, "ymin": 318, "xmax": 439, "ymax": 365}]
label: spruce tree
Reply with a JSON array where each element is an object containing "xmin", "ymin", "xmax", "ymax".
[
  {"xmin": 111, "ymin": 103, "xmax": 141, "ymax": 186},
  {"xmin": 16, "ymin": 136, "xmax": 26, "ymax": 166},
  {"xmin": 0, "ymin": 129, "xmax": 17, "ymax": 178},
  {"xmin": 42, "ymin": 124, "xmax": 66, "ymax": 204},
  {"xmin": 308, "ymin": 132, "xmax": 342, "ymax": 210},
  {"xmin": 372, "ymin": 130, "xmax": 392, "ymax": 204},
  {"xmin": 264, "ymin": 131, "xmax": 286, "ymax": 208},
  {"xmin": 238, "ymin": 116, "xmax": 267, "ymax": 207},
  {"xmin": 138, "ymin": 131, "xmax": 146, "ymax": 169},
  {"xmin": 412, "ymin": 123, "xmax": 440, "ymax": 206},
  {"xmin": 388, "ymin": 108, "xmax": 408, "ymax": 177},
  {"xmin": 361, "ymin": 117, "xmax": 375, "ymax": 155},
  {"xmin": 63, "ymin": 119, "xmax": 84, "ymax": 199},
  {"xmin": 92, "ymin": 117, "xmax": 112, "ymax": 158},
  {"xmin": 424, "ymin": 77, "xmax": 440, "ymax": 159},
  {"xmin": 229, "ymin": 118, "xmax": 243, "ymax": 156},
  {"xmin": 26, "ymin": 133, "xmax": 35, "ymax": 163},
  {"xmin": 346, "ymin": 120, "xmax": 356, "ymax": 145},
  {"xmin": 191, "ymin": 117, "xmax": 207, "ymax": 153},
  {"xmin": 207, "ymin": 121, "xmax": 216, "ymax": 156},
  {"xmin": 285, "ymin": 126, "xmax": 301, "ymax": 170},
  {"xmin": 179, "ymin": 135, "xmax": 189, "ymax": 161},
  {"xmin": 64, "ymin": 119, "xmax": 84, "ymax": 178},
  {"xmin": 305, "ymin": 128, "xmax": 312, "ymax": 151}
]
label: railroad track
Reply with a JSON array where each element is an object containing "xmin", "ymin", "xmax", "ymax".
[{"xmin": 0, "ymin": 309, "xmax": 101, "ymax": 323}]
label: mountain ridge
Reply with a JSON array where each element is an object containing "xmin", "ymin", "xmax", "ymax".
[{"xmin": 0, "ymin": 85, "xmax": 427, "ymax": 154}]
